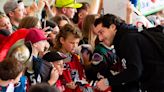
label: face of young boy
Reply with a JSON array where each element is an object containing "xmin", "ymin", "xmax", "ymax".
[{"xmin": 61, "ymin": 34, "xmax": 80, "ymax": 53}]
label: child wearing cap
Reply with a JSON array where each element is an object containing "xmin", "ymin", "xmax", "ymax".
[
  {"xmin": 0, "ymin": 59, "xmax": 25, "ymax": 92},
  {"xmin": 3, "ymin": 39, "xmax": 33, "ymax": 92},
  {"xmin": 23, "ymin": 28, "xmax": 53, "ymax": 88},
  {"xmin": 42, "ymin": 51, "xmax": 67, "ymax": 91},
  {"xmin": 54, "ymin": 24, "xmax": 93, "ymax": 92}
]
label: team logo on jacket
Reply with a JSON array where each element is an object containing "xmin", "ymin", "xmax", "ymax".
[
  {"xmin": 91, "ymin": 53, "xmax": 103, "ymax": 65},
  {"xmin": 110, "ymin": 58, "xmax": 127, "ymax": 76}
]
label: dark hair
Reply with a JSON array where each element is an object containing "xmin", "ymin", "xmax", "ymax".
[
  {"xmin": 73, "ymin": 2, "xmax": 90, "ymax": 24},
  {"xmin": 17, "ymin": 0, "xmax": 23, "ymax": 3},
  {"xmin": 0, "ymin": 58, "xmax": 24, "ymax": 81},
  {"xmin": 18, "ymin": 16, "xmax": 39, "ymax": 29},
  {"xmin": 51, "ymin": 14, "xmax": 70, "ymax": 28},
  {"xmin": 0, "ymin": 29, "xmax": 11, "ymax": 36},
  {"xmin": 42, "ymin": 20, "xmax": 58, "ymax": 32},
  {"xmin": 29, "ymin": 83, "xmax": 59, "ymax": 92},
  {"xmin": 54, "ymin": 24, "xmax": 82, "ymax": 50},
  {"xmin": 94, "ymin": 14, "xmax": 125, "ymax": 29},
  {"xmin": 42, "ymin": 20, "xmax": 57, "ymax": 28}
]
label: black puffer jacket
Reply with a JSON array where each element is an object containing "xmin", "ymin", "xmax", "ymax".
[{"xmin": 108, "ymin": 24, "xmax": 164, "ymax": 92}]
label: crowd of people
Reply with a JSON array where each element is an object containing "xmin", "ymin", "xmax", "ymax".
[{"xmin": 0, "ymin": 0, "xmax": 163, "ymax": 92}]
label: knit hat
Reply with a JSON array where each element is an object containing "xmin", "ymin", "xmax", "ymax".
[
  {"xmin": 55, "ymin": 0, "xmax": 82, "ymax": 8},
  {"xmin": 43, "ymin": 51, "xmax": 67, "ymax": 62},
  {"xmin": 3, "ymin": 0, "xmax": 19, "ymax": 14},
  {"xmin": 25, "ymin": 28, "xmax": 48, "ymax": 44}
]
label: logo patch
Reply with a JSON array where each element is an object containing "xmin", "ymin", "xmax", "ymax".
[{"xmin": 91, "ymin": 53, "xmax": 103, "ymax": 65}]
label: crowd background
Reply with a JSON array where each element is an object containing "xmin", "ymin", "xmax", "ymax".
[{"xmin": 0, "ymin": 0, "xmax": 163, "ymax": 92}]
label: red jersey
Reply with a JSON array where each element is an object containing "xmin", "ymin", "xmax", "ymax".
[{"xmin": 61, "ymin": 54, "xmax": 85, "ymax": 92}]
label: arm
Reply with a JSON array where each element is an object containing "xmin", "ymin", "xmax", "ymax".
[
  {"xmin": 96, "ymin": 34, "xmax": 143, "ymax": 90},
  {"xmin": 126, "ymin": 1, "xmax": 133, "ymax": 24},
  {"xmin": 88, "ymin": 0, "xmax": 101, "ymax": 14},
  {"xmin": 44, "ymin": 0, "xmax": 55, "ymax": 18}
]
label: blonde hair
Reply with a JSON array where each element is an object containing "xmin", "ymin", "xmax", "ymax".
[{"xmin": 82, "ymin": 14, "xmax": 98, "ymax": 48}]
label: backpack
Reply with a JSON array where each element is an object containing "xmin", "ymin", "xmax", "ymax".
[{"xmin": 141, "ymin": 25, "xmax": 164, "ymax": 58}]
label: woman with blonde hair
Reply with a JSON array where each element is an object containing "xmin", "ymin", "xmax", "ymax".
[{"xmin": 80, "ymin": 14, "xmax": 99, "ymax": 48}]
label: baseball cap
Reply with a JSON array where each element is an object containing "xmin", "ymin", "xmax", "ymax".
[
  {"xmin": 55, "ymin": 0, "xmax": 82, "ymax": 8},
  {"xmin": 3, "ymin": 0, "xmax": 19, "ymax": 14},
  {"xmin": 0, "ymin": 28, "xmax": 29, "ymax": 62},
  {"xmin": 25, "ymin": 28, "xmax": 48, "ymax": 44},
  {"xmin": 42, "ymin": 51, "xmax": 67, "ymax": 62},
  {"xmin": 6, "ymin": 39, "xmax": 32, "ymax": 64}
]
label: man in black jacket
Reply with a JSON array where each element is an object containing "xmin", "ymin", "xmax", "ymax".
[{"xmin": 94, "ymin": 14, "xmax": 164, "ymax": 92}]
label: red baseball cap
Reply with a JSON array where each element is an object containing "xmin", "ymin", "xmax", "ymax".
[
  {"xmin": 0, "ymin": 28, "xmax": 29, "ymax": 62},
  {"xmin": 0, "ymin": 34, "xmax": 7, "ymax": 44},
  {"xmin": 25, "ymin": 28, "xmax": 48, "ymax": 44}
]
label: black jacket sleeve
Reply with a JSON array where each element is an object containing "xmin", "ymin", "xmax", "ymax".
[{"xmin": 108, "ymin": 33, "xmax": 143, "ymax": 86}]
